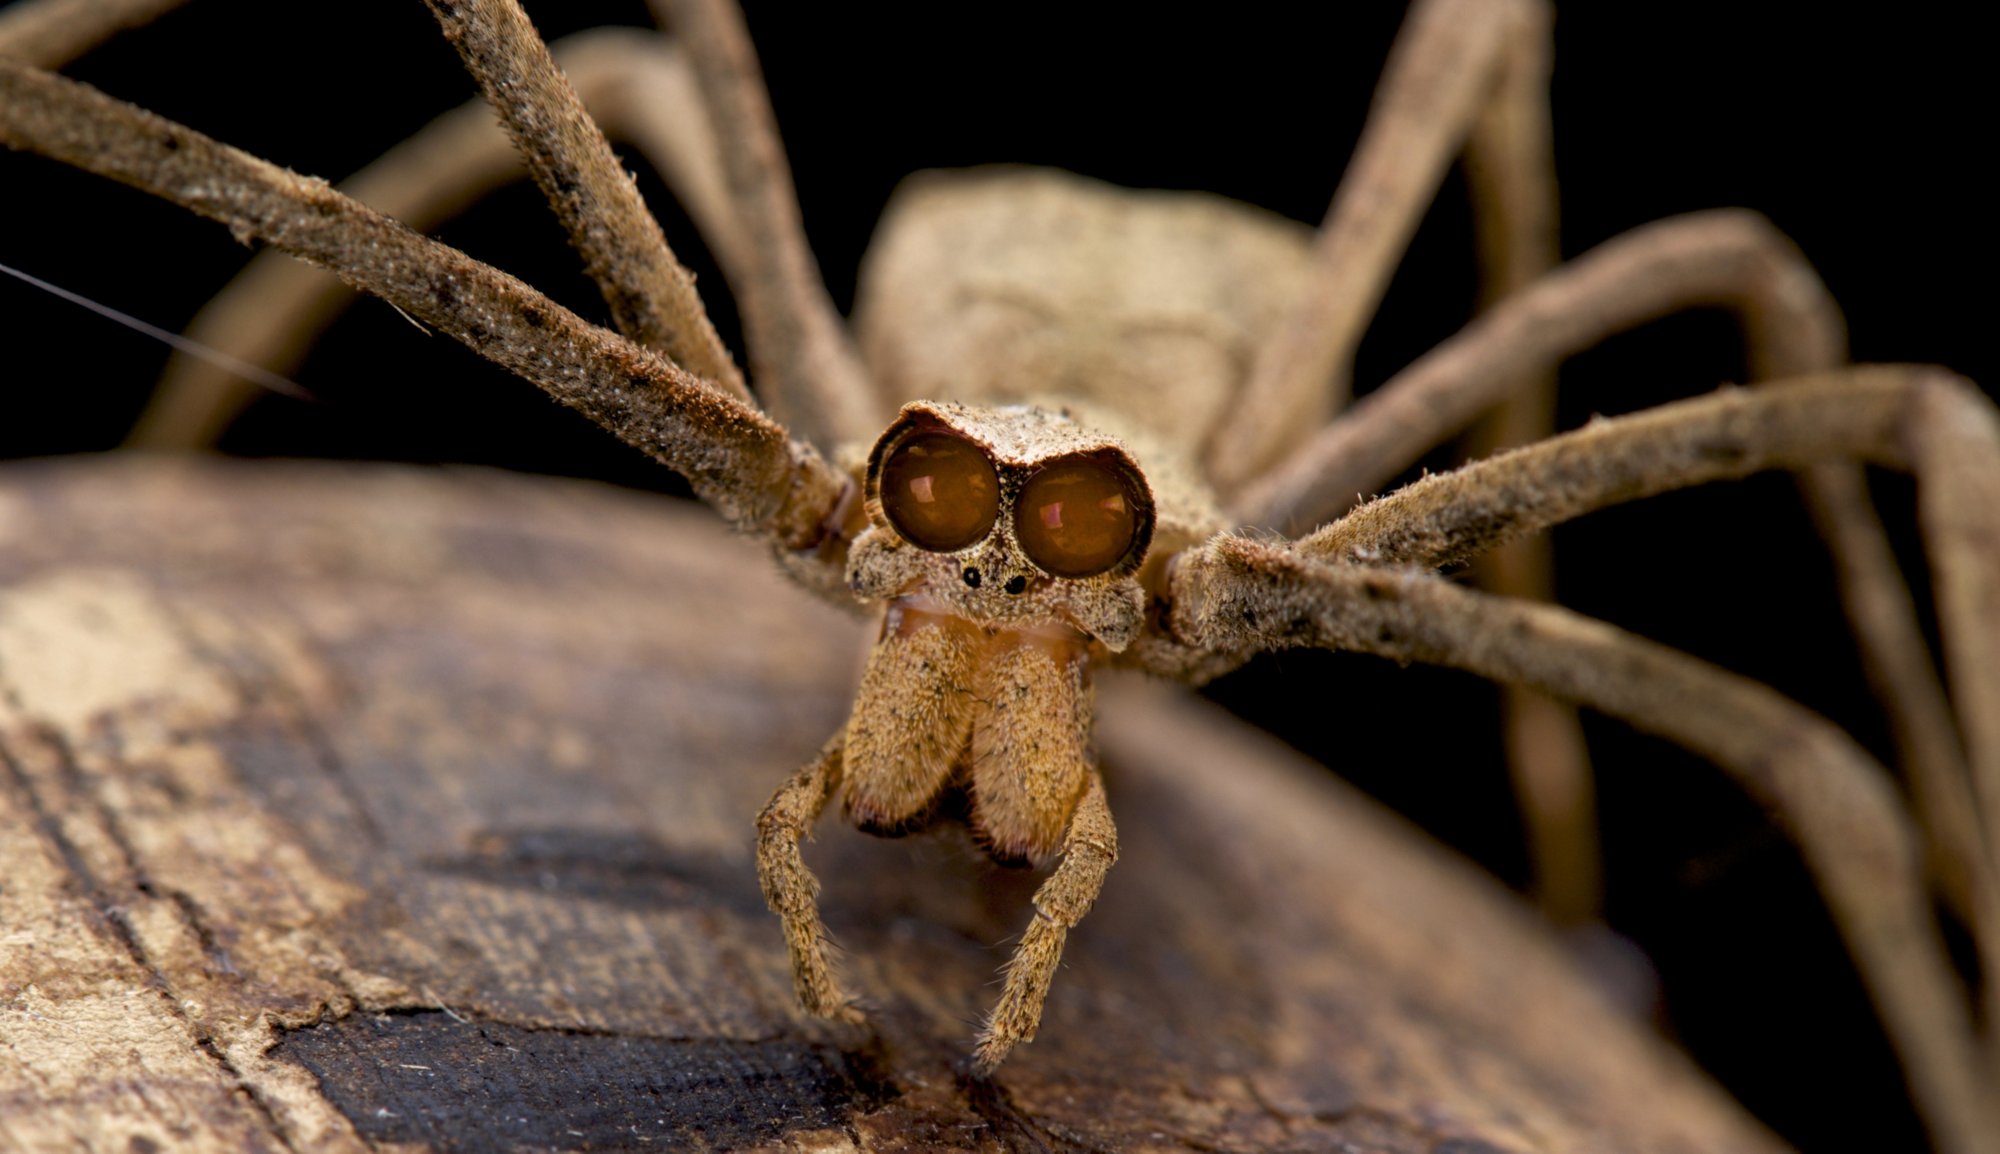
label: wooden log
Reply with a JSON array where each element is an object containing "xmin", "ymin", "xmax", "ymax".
[{"xmin": 0, "ymin": 456, "xmax": 1782, "ymax": 1152}]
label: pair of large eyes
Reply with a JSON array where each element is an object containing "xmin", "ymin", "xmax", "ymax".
[{"xmin": 879, "ymin": 433, "xmax": 1143, "ymax": 578}]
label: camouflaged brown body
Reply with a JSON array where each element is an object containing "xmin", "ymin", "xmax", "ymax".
[
  {"xmin": 848, "ymin": 171, "xmax": 1284, "ymax": 692},
  {"xmin": 784, "ymin": 176, "xmax": 1314, "ymax": 1063},
  {"xmin": 837, "ymin": 361, "xmax": 1256, "ymax": 857}
]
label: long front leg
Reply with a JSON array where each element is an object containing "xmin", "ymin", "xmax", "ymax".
[
  {"xmin": 756, "ymin": 732, "xmax": 863, "ymax": 1024},
  {"xmin": 972, "ymin": 768, "xmax": 1118, "ymax": 1076},
  {"xmin": 0, "ymin": 58, "xmax": 849, "ymax": 555},
  {"xmin": 131, "ymin": 31, "xmax": 744, "ymax": 451}
]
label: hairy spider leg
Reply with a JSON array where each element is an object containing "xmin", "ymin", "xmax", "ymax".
[
  {"xmin": 756, "ymin": 733, "xmax": 862, "ymax": 1023},
  {"xmin": 973, "ymin": 768, "xmax": 1118, "ymax": 1075}
]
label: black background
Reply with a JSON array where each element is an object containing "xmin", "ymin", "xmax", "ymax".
[{"xmin": 1, "ymin": 3, "xmax": 1988, "ymax": 1149}]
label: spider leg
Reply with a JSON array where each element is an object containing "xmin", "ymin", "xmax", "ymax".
[
  {"xmin": 1460, "ymin": 0, "xmax": 1555, "ymax": 318},
  {"xmin": 1234, "ymin": 210, "xmax": 1847, "ymax": 530},
  {"xmin": 1910, "ymin": 380, "xmax": 2000, "ymax": 918},
  {"xmin": 756, "ymin": 732, "xmax": 864, "ymax": 1025},
  {"xmin": 1452, "ymin": 0, "xmax": 1601, "ymax": 924},
  {"xmin": 1347, "ymin": 369, "xmax": 2000, "ymax": 1037},
  {"xmin": 1235, "ymin": 208, "xmax": 1974, "ymax": 970},
  {"xmin": 1164, "ymin": 0, "xmax": 1576, "ymax": 913},
  {"xmin": 1297, "ymin": 368, "xmax": 2000, "ymax": 973},
  {"xmin": 1178, "ymin": 541, "xmax": 1998, "ymax": 1153},
  {"xmin": 1166, "ymin": 365, "xmax": 2000, "ymax": 1153},
  {"xmin": 425, "ymin": 0, "xmax": 746, "ymax": 399},
  {"xmin": 1801, "ymin": 457, "xmax": 1987, "ymax": 938},
  {"xmin": 1206, "ymin": 0, "xmax": 1548, "ymax": 490},
  {"xmin": 128, "ymin": 30, "xmax": 740, "ymax": 450},
  {"xmin": 971, "ymin": 767, "xmax": 1117, "ymax": 1077},
  {"xmin": 0, "ymin": 60, "xmax": 850, "ymax": 560},
  {"xmin": 1246, "ymin": 0, "xmax": 1588, "ymax": 926},
  {"xmin": 0, "ymin": 0, "xmax": 186, "ymax": 66},
  {"xmin": 1456, "ymin": 0, "xmax": 1562, "ymax": 484},
  {"xmin": 1294, "ymin": 369, "xmax": 1920, "ymax": 567},
  {"xmin": 1195, "ymin": 0, "xmax": 1608, "ymax": 929},
  {"xmin": 654, "ymin": 0, "xmax": 883, "ymax": 449}
]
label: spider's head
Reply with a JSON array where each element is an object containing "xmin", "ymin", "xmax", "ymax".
[{"xmin": 846, "ymin": 401, "xmax": 1155, "ymax": 650}]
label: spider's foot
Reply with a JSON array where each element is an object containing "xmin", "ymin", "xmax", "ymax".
[
  {"xmin": 968, "ymin": 1028, "xmax": 1018, "ymax": 1078},
  {"xmin": 793, "ymin": 971, "xmax": 867, "ymax": 1027}
]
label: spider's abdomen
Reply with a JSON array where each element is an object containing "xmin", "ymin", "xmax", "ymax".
[
  {"xmin": 855, "ymin": 167, "xmax": 1314, "ymax": 459},
  {"xmin": 842, "ymin": 597, "xmax": 1092, "ymax": 866}
]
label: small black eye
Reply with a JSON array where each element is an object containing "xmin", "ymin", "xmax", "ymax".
[
  {"xmin": 1003, "ymin": 575, "xmax": 1027, "ymax": 595},
  {"xmin": 962, "ymin": 567, "xmax": 982, "ymax": 588}
]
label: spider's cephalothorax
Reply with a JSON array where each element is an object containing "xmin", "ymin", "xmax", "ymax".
[{"xmin": 841, "ymin": 401, "xmax": 1152, "ymax": 864}]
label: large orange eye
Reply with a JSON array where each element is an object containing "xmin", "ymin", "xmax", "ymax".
[
  {"xmin": 879, "ymin": 432, "xmax": 1000, "ymax": 552},
  {"xmin": 1014, "ymin": 457, "xmax": 1143, "ymax": 578}
]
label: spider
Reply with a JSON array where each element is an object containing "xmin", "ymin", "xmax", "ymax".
[{"xmin": 0, "ymin": 1, "xmax": 1993, "ymax": 1149}]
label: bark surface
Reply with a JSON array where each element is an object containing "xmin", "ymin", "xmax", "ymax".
[{"xmin": 0, "ymin": 456, "xmax": 1782, "ymax": 1153}]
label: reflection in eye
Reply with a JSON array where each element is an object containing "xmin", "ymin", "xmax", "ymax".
[
  {"xmin": 879, "ymin": 432, "xmax": 1000, "ymax": 552},
  {"xmin": 1041, "ymin": 492, "xmax": 1125, "ymax": 529}
]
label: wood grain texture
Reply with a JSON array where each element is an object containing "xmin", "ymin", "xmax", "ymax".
[{"xmin": 0, "ymin": 456, "xmax": 1783, "ymax": 1153}]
